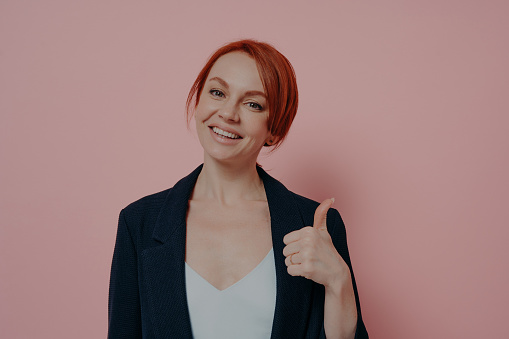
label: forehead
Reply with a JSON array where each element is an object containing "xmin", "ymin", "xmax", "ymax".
[{"xmin": 207, "ymin": 52, "xmax": 264, "ymax": 92}]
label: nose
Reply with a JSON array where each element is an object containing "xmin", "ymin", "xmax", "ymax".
[{"xmin": 218, "ymin": 101, "xmax": 239, "ymax": 122}]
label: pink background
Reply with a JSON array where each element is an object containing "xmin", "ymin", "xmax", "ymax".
[{"xmin": 1, "ymin": 1, "xmax": 508, "ymax": 338}]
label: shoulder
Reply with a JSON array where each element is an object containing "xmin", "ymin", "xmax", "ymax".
[
  {"xmin": 117, "ymin": 187, "xmax": 173, "ymax": 243},
  {"xmin": 289, "ymin": 191, "xmax": 320, "ymax": 216},
  {"xmin": 120, "ymin": 164, "xmax": 203, "ymax": 217},
  {"xmin": 117, "ymin": 165, "xmax": 202, "ymax": 242},
  {"xmin": 260, "ymin": 168, "xmax": 345, "ymax": 231},
  {"xmin": 287, "ymin": 190, "xmax": 345, "ymax": 231},
  {"xmin": 121, "ymin": 188, "xmax": 172, "ymax": 221}
]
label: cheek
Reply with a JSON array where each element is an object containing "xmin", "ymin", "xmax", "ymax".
[
  {"xmin": 248, "ymin": 118, "xmax": 270, "ymax": 138},
  {"xmin": 195, "ymin": 97, "xmax": 220, "ymax": 121},
  {"xmin": 194, "ymin": 102, "xmax": 209, "ymax": 122}
]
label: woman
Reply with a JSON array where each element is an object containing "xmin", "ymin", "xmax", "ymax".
[{"xmin": 108, "ymin": 40, "xmax": 368, "ymax": 339}]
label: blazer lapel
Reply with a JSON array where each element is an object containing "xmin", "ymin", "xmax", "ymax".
[
  {"xmin": 140, "ymin": 165, "xmax": 203, "ymax": 339},
  {"xmin": 259, "ymin": 168, "xmax": 315, "ymax": 339}
]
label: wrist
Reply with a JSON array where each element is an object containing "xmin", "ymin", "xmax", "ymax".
[
  {"xmin": 323, "ymin": 273, "xmax": 358, "ymax": 339},
  {"xmin": 324, "ymin": 257, "xmax": 352, "ymax": 296},
  {"xmin": 325, "ymin": 274, "xmax": 352, "ymax": 299}
]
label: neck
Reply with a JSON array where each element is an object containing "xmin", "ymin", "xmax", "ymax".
[{"xmin": 192, "ymin": 155, "xmax": 266, "ymax": 205}]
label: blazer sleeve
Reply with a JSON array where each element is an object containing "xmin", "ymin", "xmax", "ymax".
[
  {"xmin": 320, "ymin": 208, "xmax": 369, "ymax": 339},
  {"xmin": 108, "ymin": 209, "xmax": 143, "ymax": 338}
]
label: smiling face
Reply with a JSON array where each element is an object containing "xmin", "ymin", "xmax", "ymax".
[{"xmin": 195, "ymin": 52, "xmax": 274, "ymax": 166}]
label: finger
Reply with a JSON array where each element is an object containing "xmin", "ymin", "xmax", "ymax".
[
  {"xmin": 313, "ymin": 198, "xmax": 335, "ymax": 231},
  {"xmin": 282, "ymin": 242, "xmax": 301, "ymax": 257},
  {"xmin": 284, "ymin": 252, "xmax": 301, "ymax": 266},
  {"xmin": 283, "ymin": 229, "xmax": 304, "ymax": 245},
  {"xmin": 287, "ymin": 263, "xmax": 305, "ymax": 278}
]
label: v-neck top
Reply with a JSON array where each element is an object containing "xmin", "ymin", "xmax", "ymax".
[{"xmin": 185, "ymin": 248, "xmax": 277, "ymax": 339}]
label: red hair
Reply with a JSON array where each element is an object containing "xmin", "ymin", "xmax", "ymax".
[{"xmin": 186, "ymin": 39, "xmax": 298, "ymax": 149}]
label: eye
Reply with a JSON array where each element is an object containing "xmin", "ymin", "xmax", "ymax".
[
  {"xmin": 209, "ymin": 89, "xmax": 225, "ymax": 98},
  {"xmin": 247, "ymin": 102, "xmax": 263, "ymax": 111}
]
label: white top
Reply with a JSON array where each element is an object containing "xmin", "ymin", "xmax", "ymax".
[{"xmin": 185, "ymin": 248, "xmax": 277, "ymax": 339}]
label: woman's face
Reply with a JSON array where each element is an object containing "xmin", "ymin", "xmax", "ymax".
[{"xmin": 195, "ymin": 51, "xmax": 273, "ymax": 166}]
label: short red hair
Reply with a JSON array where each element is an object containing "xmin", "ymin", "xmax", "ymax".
[{"xmin": 186, "ymin": 39, "xmax": 298, "ymax": 149}]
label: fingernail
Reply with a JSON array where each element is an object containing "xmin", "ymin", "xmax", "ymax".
[{"xmin": 331, "ymin": 197, "xmax": 335, "ymax": 203}]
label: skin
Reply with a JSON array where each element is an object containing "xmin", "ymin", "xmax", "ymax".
[
  {"xmin": 185, "ymin": 51, "xmax": 357, "ymax": 338},
  {"xmin": 186, "ymin": 51, "xmax": 275, "ymax": 291}
]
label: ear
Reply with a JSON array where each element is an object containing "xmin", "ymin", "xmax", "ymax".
[{"xmin": 264, "ymin": 134, "xmax": 280, "ymax": 147}]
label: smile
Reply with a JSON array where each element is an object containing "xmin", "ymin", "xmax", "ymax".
[{"xmin": 211, "ymin": 126, "xmax": 241, "ymax": 139}]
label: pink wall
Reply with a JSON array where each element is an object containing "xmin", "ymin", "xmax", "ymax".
[{"xmin": 1, "ymin": 1, "xmax": 508, "ymax": 337}]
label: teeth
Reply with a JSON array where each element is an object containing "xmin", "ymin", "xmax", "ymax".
[{"xmin": 212, "ymin": 126, "xmax": 240, "ymax": 139}]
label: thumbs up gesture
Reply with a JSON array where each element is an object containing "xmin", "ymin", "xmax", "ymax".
[{"xmin": 282, "ymin": 198, "xmax": 351, "ymax": 288}]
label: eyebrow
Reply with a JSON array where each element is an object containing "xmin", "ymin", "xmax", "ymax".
[{"xmin": 208, "ymin": 77, "xmax": 266, "ymax": 98}]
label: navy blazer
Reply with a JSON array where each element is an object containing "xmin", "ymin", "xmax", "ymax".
[{"xmin": 108, "ymin": 165, "xmax": 368, "ymax": 338}]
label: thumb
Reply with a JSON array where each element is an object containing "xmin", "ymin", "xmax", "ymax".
[{"xmin": 313, "ymin": 198, "xmax": 335, "ymax": 231}]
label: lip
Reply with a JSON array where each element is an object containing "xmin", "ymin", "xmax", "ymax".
[
  {"xmin": 208, "ymin": 126, "xmax": 243, "ymax": 145},
  {"xmin": 208, "ymin": 124, "xmax": 243, "ymax": 138}
]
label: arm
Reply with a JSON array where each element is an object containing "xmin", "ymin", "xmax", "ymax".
[
  {"xmin": 323, "ymin": 262, "xmax": 357, "ymax": 338},
  {"xmin": 283, "ymin": 200, "xmax": 368, "ymax": 339},
  {"xmin": 108, "ymin": 209, "xmax": 142, "ymax": 338},
  {"xmin": 326, "ymin": 208, "xmax": 368, "ymax": 339}
]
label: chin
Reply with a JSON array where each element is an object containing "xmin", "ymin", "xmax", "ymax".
[{"xmin": 204, "ymin": 149, "xmax": 258, "ymax": 166}]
